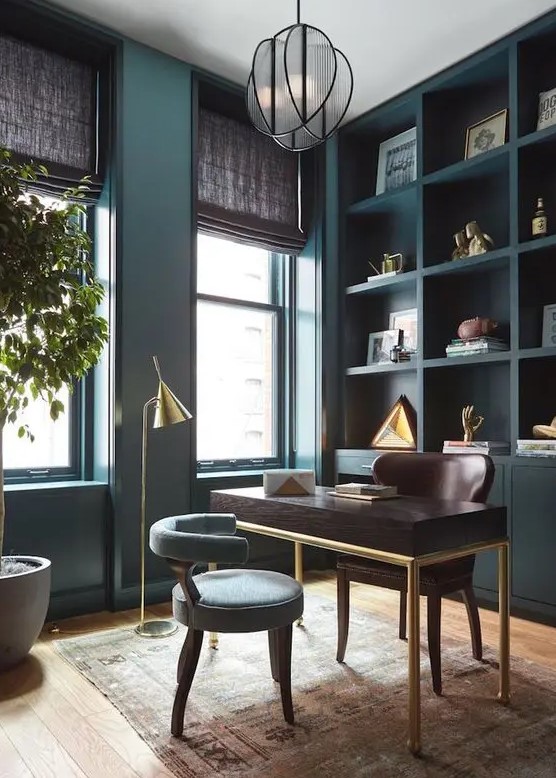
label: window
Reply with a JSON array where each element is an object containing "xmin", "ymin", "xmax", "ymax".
[{"xmin": 196, "ymin": 233, "xmax": 287, "ymax": 470}]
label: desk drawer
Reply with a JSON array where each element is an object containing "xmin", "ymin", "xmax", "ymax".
[{"xmin": 335, "ymin": 449, "xmax": 379, "ymax": 478}]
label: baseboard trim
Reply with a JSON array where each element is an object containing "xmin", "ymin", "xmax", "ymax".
[{"xmin": 47, "ymin": 586, "xmax": 107, "ymax": 621}]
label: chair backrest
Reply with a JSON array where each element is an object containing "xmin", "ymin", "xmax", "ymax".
[
  {"xmin": 149, "ymin": 513, "xmax": 249, "ymax": 566},
  {"xmin": 372, "ymin": 452, "xmax": 494, "ymax": 503}
]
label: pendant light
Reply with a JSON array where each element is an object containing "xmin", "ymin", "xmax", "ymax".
[{"xmin": 246, "ymin": 1, "xmax": 353, "ymax": 151}]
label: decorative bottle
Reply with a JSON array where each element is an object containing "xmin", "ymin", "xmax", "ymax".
[{"xmin": 532, "ymin": 197, "xmax": 548, "ymax": 238}]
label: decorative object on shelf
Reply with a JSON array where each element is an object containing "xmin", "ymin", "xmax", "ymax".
[
  {"xmin": 532, "ymin": 416, "xmax": 556, "ymax": 439},
  {"xmin": 456, "ymin": 316, "xmax": 498, "ymax": 341},
  {"xmin": 263, "ymin": 469, "xmax": 316, "ymax": 496},
  {"xmin": 451, "ymin": 229, "xmax": 471, "ymax": 260},
  {"xmin": 532, "ymin": 197, "xmax": 548, "ymax": 238},
  {"xmin": 375, "ymin": 127, "xmax": 416, "ymax": 195},
  {"xmin": 465, "ymin": 220, "xmax": 494, "ymax": 256},
  {"xmin": 389, "ymin": 345, "xmax": 412, "ymax": 363},
  {"xmin": 245, "ymin": 0, "xmax": 353, "ymax": 151},
  {"xmin": 389, "ymin": 307, "xmax": 418, "ymax": 352},
  {"xmin": 542, "ymin": 303, "xmax": 556, "ymax": 347},
  {"xmin": 366, "ymin": 329, "xmax": 402, "ymax": 365},
  {"xmin": 462, "ymin": 404, "xmax": 484, "ymax": 442},
  {"xmin": 370, "ymin": 394, "xmax": 416, "ymax": 450},
  {"xmin": 368, "ymin": 252, "xmax": 405, "ymax": 277},
  {"xmin": 464, "ymin": 109, "xmax": 507, "ymax": 159},
  {"xmin": 537, "ymin": 88, "xmax": 556, "ymax": 131},
  {"xmin": 136, "ymin": 356, "xmax": 192, "ymax": 639}
]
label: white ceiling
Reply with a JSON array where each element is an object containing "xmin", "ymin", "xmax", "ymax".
[{"xmin": 52, "ymin": 0, "xmax": 556, "ymax": 122}]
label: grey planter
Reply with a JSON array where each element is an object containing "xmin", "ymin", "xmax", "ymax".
[{"xmin": 0, "ymin": 556, "xmax": 51, "ymax": 671}]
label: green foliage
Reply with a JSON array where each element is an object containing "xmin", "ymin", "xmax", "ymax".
[{"xmin": 0, "ymin": 148, "xmax": 109, "ymax": 436}]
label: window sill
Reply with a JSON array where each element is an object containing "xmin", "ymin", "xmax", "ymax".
[
  {"xmin": 196, "ymin": 470, "xmax": 265, "ymax": 481},
  {"xmin": 5, "ymin": 480, "xmax": 108, "ymax": 494}
]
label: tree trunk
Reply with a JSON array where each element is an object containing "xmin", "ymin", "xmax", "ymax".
[{"xmin": 0, "ymin": 425, "xmax": 4, "ymax": 572}]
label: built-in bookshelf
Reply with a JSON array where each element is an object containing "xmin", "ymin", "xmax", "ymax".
[{"xmin": 327, "ymin": 9, "xmax": 556, "ymax": 622}]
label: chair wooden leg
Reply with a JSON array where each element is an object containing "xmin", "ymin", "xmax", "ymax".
[
  {"xmin": 171, "ymin": 628, "xmax": 204, "ymax": 737},
  {"xmin": 274, "ymin": 624, "xmax": 294, "ymax": 725},
  {"xmin": 462, "ymin": 583, "xmax": 483, "ymax": 661},
  {"xmin": 336, "ymin": 567, "xmax": 350, "ymax": 662},
  {"xmin": 427, "ymin": 594, "xmax": 442, "ymax": 696},
  {"xmin": 268, "ymin": 629, "xmax": 280, "ymax": 681},
  {"xmin": 399, "ymin": 589, "xmax": 407, "ymax": 640}
]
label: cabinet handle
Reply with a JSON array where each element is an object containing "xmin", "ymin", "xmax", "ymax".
[{"xmin": 361, "ymin": 464, "xmax": 373, "ymax": 469}]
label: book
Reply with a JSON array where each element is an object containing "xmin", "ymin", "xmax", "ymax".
[
  {"xmin": 443, "ymin": 440, "xmax": 509, "ymax": 448},
  {"xmin": 443, "ymin": 447, "xmax": 509, "ymax": 455},
  {"xmin": 334, "ymin": 482, "xmax": 398, "ymax": 498},
  {"xmin": 515, "ymin": 449, "xmax": 556, "ymax": 458},
  {"xmin": 517, "ymin": 439, "xmax": 556, "ymax": 449}
]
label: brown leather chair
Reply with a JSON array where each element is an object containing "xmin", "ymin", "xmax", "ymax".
[{"xmin": 336, "ymin": 452, "xmax": 495, "ymax": 695}]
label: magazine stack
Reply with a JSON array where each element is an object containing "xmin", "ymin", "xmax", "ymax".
[
  {"xmin": 442, "ymin": 440, "xmax": 511, "ymax": 455},
  {"xmin": 445, "ymin": 336, "xmax": 509, "ymax": 358},
  {"xmin": 516, "ymin": 439, "xmax": 556, "ymax": 458}
]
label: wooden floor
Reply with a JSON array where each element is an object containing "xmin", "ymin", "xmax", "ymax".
[{"xmin": 1, "ymin": 570, "xmax": 555, "ymax": 777}]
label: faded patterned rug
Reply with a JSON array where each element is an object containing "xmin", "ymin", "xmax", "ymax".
[{"xmin": 54, "ymin": 595, "xmax": 556, "ymax": 777}]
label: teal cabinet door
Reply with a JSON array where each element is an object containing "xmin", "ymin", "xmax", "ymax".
[{"xmin": 473, "ymin": 463, "xmax": 505, "ymax": 593}]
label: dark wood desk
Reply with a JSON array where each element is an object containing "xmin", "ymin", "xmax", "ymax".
[{"xmin": 210, "ymin": 486, "xmax": 510, "ymax": 755}]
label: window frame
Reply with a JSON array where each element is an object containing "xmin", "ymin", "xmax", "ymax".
[{"xmin": 196, "ymin": 241, "xmax": 289, "ymax": 473}]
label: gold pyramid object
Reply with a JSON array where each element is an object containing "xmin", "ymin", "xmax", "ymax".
[{"xmin": 370, "ymin": 394, "xmax": 416, "ymax": 450}]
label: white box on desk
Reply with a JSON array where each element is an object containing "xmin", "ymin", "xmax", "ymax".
[{"xmin": 263, "ymin": 469, "xmax": 316, "ymax": 496}]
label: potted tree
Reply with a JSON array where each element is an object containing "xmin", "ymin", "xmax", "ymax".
[{"xmin": 0, "ymin": 149, "xmax": 108, "ymax": 670}]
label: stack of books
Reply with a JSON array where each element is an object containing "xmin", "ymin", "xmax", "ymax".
[
  {"xmin": 332, "ymin": 482, "xmax": 398, "ymax": 500},
  {"xmin": 445, "ymin": 336, "xmax": 509, "ymax": 358},
  {"xmin": 442, "ymin": 440, "xmax": 510, "ymax": 455},
  {"xmin": 516, "ymin": 439, "xmax": 556, "ymax": 458}
]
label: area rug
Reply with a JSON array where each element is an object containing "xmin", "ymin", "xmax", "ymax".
[{"xmin": 54, "ymin": 594, "xmax": 556, "ymax": 777}]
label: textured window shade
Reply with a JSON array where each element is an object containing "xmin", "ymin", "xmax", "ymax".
[
  {"xmin": 0, "ymin": 34, "xmax": 99, "ymax": 196},
  {"xmin": 198, "ymin": 109, "xmax": 305, "ymax": 254}
]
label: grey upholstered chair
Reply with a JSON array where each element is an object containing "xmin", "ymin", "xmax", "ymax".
[{"xmin": 149, "ymin": 513, "xmax": 304, "ymax": 736}]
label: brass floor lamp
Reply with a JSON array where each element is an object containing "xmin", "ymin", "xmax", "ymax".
[{"xmin": 136, "ymin": 356, "xmax": 192, "ymax": 638}]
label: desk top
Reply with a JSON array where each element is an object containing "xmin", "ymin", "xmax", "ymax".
[{"xmin": 210, "ymin": 486, "xmax": 507, "ymax": 558}]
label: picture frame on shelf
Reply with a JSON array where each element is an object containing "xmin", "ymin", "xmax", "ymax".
[
  {"xmin": 367, "ymin": 329, "xmax": 402, "ymax": 365},
  {"xmin": 537, "ymin": 88, "xmax": 556, "ymax": 131},
  {"xmin": 389, "ymin": 308, "xmax": 418, "ymax": 352},
  {"xmin": 464, "ymin": 109, "xmax": 507, "ymax": 159},
  {"xmin": 542, "ymin": 303, "xmax": 556, "ymax": 347},
  {"xmin": 376, "ymin": 127, "xmax": 417, "ymax": 195}
]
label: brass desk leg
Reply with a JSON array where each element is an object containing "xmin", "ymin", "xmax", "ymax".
[
  {"xmin": 407, "ymin": 559, "xmax": 421, "ymax": 755},
  {"xmin": 497, "ymin": 541, "xmax": 511, "ymax": 704},
  {"xmin": 208, "ymin": 562, "xmax": 218, "ymax": 649},
  {"xmin": 294, "ymin": 542, "xmax": 303, "ymax": 626}
]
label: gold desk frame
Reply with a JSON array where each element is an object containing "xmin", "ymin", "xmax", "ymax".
[{"xmin": 232, "ymin": 524, "xmax": 510, "ymax": 756}]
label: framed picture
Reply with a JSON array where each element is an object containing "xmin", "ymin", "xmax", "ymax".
[
  {"xmin": 465, "ymin": 110, "xmax": 507, "ymax": 159},
  {"xmin": 367, "ymin": 329, "xmax": 402, "ymax": 365},
  {"xmin": 388, "ymin": 307, "xmax": 418, "ymax": 352},
  {"xmin": 537, "ymin": 88, "xmax": 556, "ymax": 131},
  {"xmin": 542, "ymin": 303, "xmax": 556, "ymax": 347},
  {"xmin": 376, "ymin": 127, "xmax": 417, "ymax": 195}
]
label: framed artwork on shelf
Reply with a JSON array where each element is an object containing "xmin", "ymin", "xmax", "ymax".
[
  {"xmin": 367, "ymin": 329, "xmax": 402, "ymax": 365},
  {"xmin": 542, "ymin": 303, "xmax": 556, "ymax": 347},
  {"xmin": 375, "ymin": 127, "xmax": 417, "ymax": 195},
  {"xmin": 537, "ymin": 88, "xmax": 556, "ymax": 131},
  {"xmin": 464, "ymin": 109, "xmax": 507, "ymax": 159},
  {"xmin": 389, "ymin": 307, "xmax": 418, "ymax": 352}
]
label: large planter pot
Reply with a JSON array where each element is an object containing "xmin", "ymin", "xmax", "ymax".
[{"xmin": 0, "ymin": 556, "xmax": 51, "ymax": 671}]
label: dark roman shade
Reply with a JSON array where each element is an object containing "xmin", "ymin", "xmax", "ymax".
[
  {"xmin": 0, "ymin": 33, "xmax": 101, "ymax": 199},
  {"xmin": 198, "ymin": 108, "xmax": 305, "ymax": 254}
]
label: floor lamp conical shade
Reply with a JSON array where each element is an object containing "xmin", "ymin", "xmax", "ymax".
[{"xmin": 136, "ymin": 356, "xmax": 192, "ymax": 638}]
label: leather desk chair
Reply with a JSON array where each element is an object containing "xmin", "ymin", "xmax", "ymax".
[
  {"xmin": 336, "ymin": 452, "xmax": 495, "ymax": 695},
  {"xmin": 150, "ymin": 513, "xmax": 304, "ymax": 735}
]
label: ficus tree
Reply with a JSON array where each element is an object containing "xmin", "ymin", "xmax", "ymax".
[{"xmin": 0, "ymin": 148, "xmax": 109, "ymax": 574}]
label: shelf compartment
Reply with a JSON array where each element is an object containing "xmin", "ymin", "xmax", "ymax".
[
  {"xmin": 518, "ymin": 123, "xmax": 556, "ymax": 148},
  {"xmin": 344, "ymin": 285, "xmax": 418, "ymax": 367},
  {"xmin": 518, "ymin": 234, "xmax": 556, "ymax": 254},
  {"xmin": 423, "ymin": 50, "xmax": 509, "ymax": 174},
  {"xmin": 422, "ymin": 262, "xmax": 511, "ymax": 359},
  {"xmin": 518, "ymin": 246, "xmax": 556, "ymax": 348},
  {"xmin": 423, "ymin": 144, "xmax": 509, "ymax": 187},
  {"xmin": 346, "ymin": 270, "xmax": 418, "ymax": 297},
  {"xmin": 518, "ymin": 356, "xmax": 556, "ymax": 439},
  {"xmin": 346, "ymin": 182, "xmax": 417, "ymax": 217},
  {"xmin": 422, "ymin": 157, "xmax": 509, "ymax": 268},
  {"xmin": 424, "ymin": 352, "xmax": 510, "ymax": 369},
  {"xmin": 518, "ymin": 136, "xmax": 556, "ymax": 243},
  {"xmin": 423, "ymin": 360, "xmax": 511, "ymax": 453},
  {"xmin": 422, "ymin": 247, "xmax": 511, "ymax": 278},
  {"xmin": 519, "ymin": 346, "xmax": 556, "ymax": 359},
  {"xmin": 346, "ymin": 363, "xmax": 417, "ymax": 376},
  {"xmin": 517, "ymin": 23, "xmax": 556, "ymax": 138},
  {"xmin": 343, "ymin": 372, "xmax": 418, "ymax": 449}
]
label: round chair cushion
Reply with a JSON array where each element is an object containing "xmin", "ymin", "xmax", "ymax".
[{"xmin": 172, "ymin": 568, "xmax": 303, "ymax": 633}]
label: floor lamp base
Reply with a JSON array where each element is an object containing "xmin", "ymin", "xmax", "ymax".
[{"xmin": 135, "ymin": 619, "xmax": 178, "ymax": 638}]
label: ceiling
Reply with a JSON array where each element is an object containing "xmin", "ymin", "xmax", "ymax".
[{"xmin": 51, "ymin": 0, "xmax": 556, "ymax": 123}]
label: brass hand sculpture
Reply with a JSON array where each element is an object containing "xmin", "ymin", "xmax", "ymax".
[{"xmin": 462, "ymin": 404, "xmax": 484, "ymax": 442}]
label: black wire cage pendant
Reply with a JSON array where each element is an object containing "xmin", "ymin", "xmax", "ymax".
[{"xmin": 246, "ymin": 1, "xmax": 354, "ymax": 151}]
